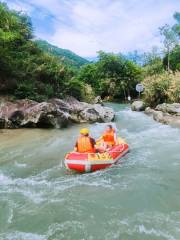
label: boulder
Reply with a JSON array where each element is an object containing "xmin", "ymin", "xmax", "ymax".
[
  {"xmin": 153, "ymin": 111, "xmax": 166, "ymax": 123},
  {"xmin": 144, "ymin": 104, "xmax": 180, "ymax": 128},
  {"xmin": 155, "ymin": 103, "xmax": 180, "ymax": 115},
  {"xmin": 93, "ymin": 96, "xmax": 103, "ymax": 105},
  {"xmin": 0, "ymin": 97, "xmax": 115, "ymax": 129},
  {"xmin": 152, "ymin": 110, "xmax": 180, "ymax": 126},
  {"xmin": 0, "ymin": 100, "xmax": 69, "ymax": 128},
  {"xmin": 93, "ymin": 104, "xmax": 115, "ymax": 122},
  {"xmin": 21, "ymin": 102, "xmax": 69, "ymax": 128},
  {"xmin": 48, "ymin": 98, "xmax": 72, "ymax": 112},
  {"xmin": 79, "ymin": 104, "xmax": 115, "ymax": 123},
  {"xmin": 144, "ymin": 107, "xmax": 155, "ymax": 116},
  {"xmin": 169, "ymin": 117, "xmax": 180, "ymax": 128},
  {"xmin": 64, "ymin": 96, "xmax": 89, "ymax": 113},
  {"xmin": 62, "ymin": 96, "xmax": 114, "ymax": 123},
  {"xmin": 131, "ymin": 101, "xmax": 146, "ymax": 111}
]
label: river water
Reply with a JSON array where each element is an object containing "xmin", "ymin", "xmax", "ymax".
[{"xmin": 0, "ymin": 103, "xmax": 180, "ymax": 240}]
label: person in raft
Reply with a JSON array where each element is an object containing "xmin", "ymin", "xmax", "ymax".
[
  {"xmin": 99, "ymin": 124, "xmax": 118, "ymax": 150},
  {"xmin": 74, "ymin": 128, "xmax": 96, "ymax": 153}
]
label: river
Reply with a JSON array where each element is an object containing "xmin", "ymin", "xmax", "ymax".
[{"xmin": 0, "ymin": 103, "xmax": 180, "ymax": 240}]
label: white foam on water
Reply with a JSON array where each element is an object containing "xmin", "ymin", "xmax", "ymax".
[
  {"xmin": 46, "ymin": 221, "xmax": 87, "ymax": 240},
  {"xmin": 0, "ymin": 172, "xmax": 13, "ymax": 185},
  {"xmin": 138, "ymin": 224, "xmax": 176, "ymax": 240},
  {"xmin": 14, "ymin": 162, "xmax": 28, "ymax": 168},
  {"xmin": 0, "ymin": 232, "xmax": 46, "ymax": 240},
  {"xmin": 105, "ymin": 211, "xmax": 180, "ymax": 240},
  {"xmin": 7, "ymin": 206, "xmax": 13, "ymax": 224}
]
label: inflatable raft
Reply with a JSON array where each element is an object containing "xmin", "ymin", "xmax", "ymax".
[{"xmin": 64, "ymin": 138, "xmax": 129, "ymax": 173}]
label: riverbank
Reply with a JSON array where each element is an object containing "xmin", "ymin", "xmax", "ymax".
[
  {"xmin": 131, "ymin": 101, "xmax": 180, "ymax": 128},
  {"xmin": 0, "ymin": 97, "xmax": 115, "ymax": 129}
]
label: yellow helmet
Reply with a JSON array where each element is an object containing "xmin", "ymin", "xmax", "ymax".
[{"xmin": 80, "ymin": 128, "xmax": 89, "ymax": 135}]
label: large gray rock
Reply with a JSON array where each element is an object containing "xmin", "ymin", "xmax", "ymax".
[
  {"xmin": 131, "ymin": 101, "xmax": 146, "ymax": 111},
  {"xmin": 169, "ymin": 117, "xmax": 180, "ymax": 128},
  {"xmin": 153, "ymin": 111, "xmax": 166, "ymax": 123},
  {"xmin": 156, "ymin": 103, "xmax": 180, "ymax": 115},
  {"xmin": 93, "ymin": 96, "xmax": 103, "ymax": 105},
  {"xmin": 153, "ymin": 111, "xmax": 180, "ymax": 127},
  {"xmin": 145, "ymin": 104, "xmax": 180, "ymax": 128},
  {"xmin": 21, "ymin": 102, "xmax": 69, "ymax": 128},
  {"xmin": 94, "ymin": 104, "xmax": 115, "ymax": 122},
  {"xmin": 0, "ymin": 97, "xmax": 115, "ymax": 129},
  {"xmin": 61, "ymin": 97, "xmax": 114, "ymax": 123},
  {"xmin": 0, "ymin": 100, "xmax": 69, "ymax": 128},
  {"xmin": 79, "ymin": 104, "xmax": 114, "ymax": 123},
  {"xmin": 144, "ymin": 107, "xmax": 156, "ymax": 116}
]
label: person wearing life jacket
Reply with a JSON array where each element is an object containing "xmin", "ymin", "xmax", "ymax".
[
  {"xmin": 101, "ymin": 125, "xmax": 117, "ymax": 149},
  {"xmin": 74, "ymin": 128, "xmax": 96, "ymax": 153}
]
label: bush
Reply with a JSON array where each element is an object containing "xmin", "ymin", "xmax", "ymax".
[
  {"xmin": 64, "ymin": 78, "xmax": 84, "ymax": 100},
  {"xmin": 14, "ymin": 81, "xmax": 36, "ymax": 100},
  {"xmin": 82, "ymin": 84, "xmax": 95, "ymax": 103},
  {"xmin": 143, "ymin": 71, "xmax": 180, "ymax": 106}
]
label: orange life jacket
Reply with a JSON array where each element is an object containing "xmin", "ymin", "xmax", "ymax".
[
  {"xmin": 77, "ymin": 136, "xmax": 96, "ymax": 153},
  {"xmin": 102, "ymin": 129, "xmax": 116, "ymax": 146}
]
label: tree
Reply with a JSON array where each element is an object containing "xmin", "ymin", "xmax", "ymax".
[
  {"xmin": 76, "ymin": 51, "xmax": 143, "ymax": 100},
  {"xmin": 172, "ymin": 12, "xmax": 180, "ymax": 38},
  {"xmin": 0, "ymin": 2, "xmax": 82, "ymax": 101},
  {"xmin": 163, "ymin": 45, "xmax": 180, "ymax": 71},
  {"xmin": 160, "ymin": 24, "xmax": 178, "ymax": 71}
]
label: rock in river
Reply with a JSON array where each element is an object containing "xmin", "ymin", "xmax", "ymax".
[
  {"xmin": 131, "ymin": 100, "xmax": 146, "ymax": 111},
  {"xmin": 155, "ymin": 103, "xmax": 180, "ymax": 115},
  {"xmin": 0, "ymin": 97, "xmax": 115, "ymax": 129},
  {"xmin": 144, "ymin": 103, "xmax": 180, "ymax": 128}
]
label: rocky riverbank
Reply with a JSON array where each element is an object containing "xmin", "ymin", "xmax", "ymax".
[
  {"xmin": 131, "ymin": 101, "xmax": 180, "ymax": 128},
  {"xmin": 0, "ymin": 97, "xmax": 115, "ymax": 129}
]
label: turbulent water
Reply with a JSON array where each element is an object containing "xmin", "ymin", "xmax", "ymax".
[{"xmin": 0, "ymin": 103, "xmax": 180, "ymax": 240}]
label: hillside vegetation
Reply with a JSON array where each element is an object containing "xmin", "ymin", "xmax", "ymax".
[
  {"xmin": 35, "ymin": 40, "xmax": 89, "ymax": 68},
  {"xmin": 0, "ymin": 2, "xmax": 179, "ymax": 105},
  {"xmin": 0, "ymin": 2, "xmax": 144, "ymax": 102},
  {"xmin": 141, "ymin": 12, "xmax": 180, "ymax": 106}
]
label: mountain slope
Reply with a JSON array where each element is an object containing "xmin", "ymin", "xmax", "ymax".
[{"xmin": 35, "ymin": 40, "xmax": 89, "ymax": 68}]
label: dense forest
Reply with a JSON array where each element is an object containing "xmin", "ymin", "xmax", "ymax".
[{"xmin": 0, "ymin": 2, "xmax": 179, "ymax": 105}]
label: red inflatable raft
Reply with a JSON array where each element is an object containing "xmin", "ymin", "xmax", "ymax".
[{"xmin": 64, "ymin": 138, "xmax": 129, "ymax": 173}]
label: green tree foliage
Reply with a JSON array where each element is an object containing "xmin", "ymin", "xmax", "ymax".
[
  {"xmin": 143, "ymin": 72, "xmax": 180, "ymax": 106},
  {"xmin": 172, "ymin": 12, "xmax": 180, "ymax": 38},
  {"xmin": 76, "ymin": 51, "xmax": 142, "ymax": 100},
  {"xmin": 163, "ymin": 45, "xmax": 180, "ymax": 71},
  {"xmin": 142, "ymin": 47, "xmax": 164, "ymax": 76},
  {"xmin": 162, "ymin": 12, "xmax": 180, "ymax": 71},
  {"xmin": 2, "ymin": 2, "xmax": 179, "ymax": 106},
  {"xmin": 35, "ymin": 40, "xmax": 89, "ymax": 69},
  {"xmin": 142, "ymin": 13, "xmax": 180, "ymax": 106},
  {"xmin": 160, "ymin": 24, "xmax": 178, "ymax": 71},
  {"xmin": 0, "ymin": 3, "xmax": 83, "ymax": 101},
  {"xmin": 160, "ymin": 12, "xmax": 180, "ymax": 72}
]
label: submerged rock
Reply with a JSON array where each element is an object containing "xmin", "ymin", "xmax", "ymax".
[
  {"xmin": 0, "ymin": 97, "xmax": 115, "ymax": 129},
  {"xmin": 131, "ymin": 101, "xmax": 146, "ymax": 111}
]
